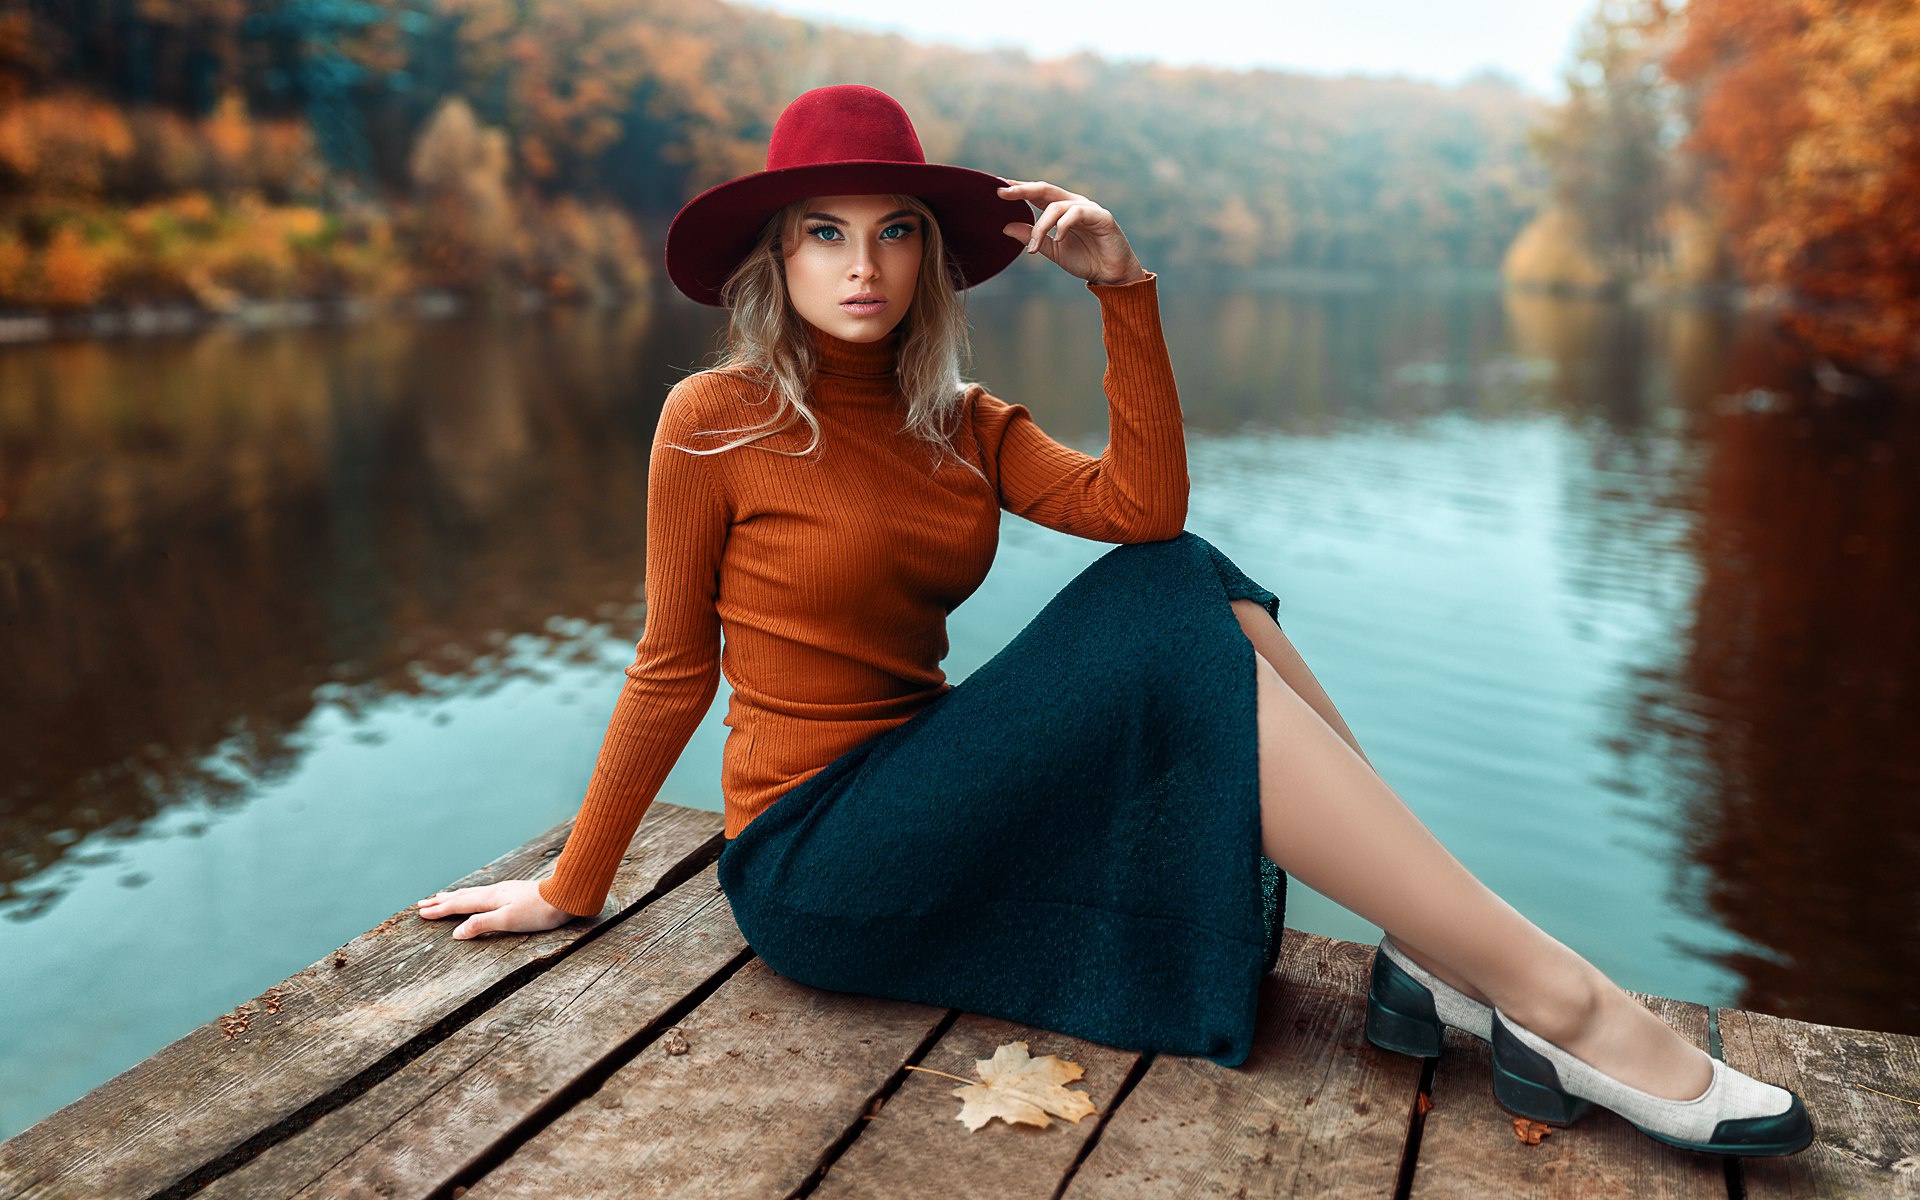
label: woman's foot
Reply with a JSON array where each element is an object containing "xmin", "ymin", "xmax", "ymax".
[{"xmin": 1500, "ymin": 969, "xmax": 1714, "ymax": 1103}]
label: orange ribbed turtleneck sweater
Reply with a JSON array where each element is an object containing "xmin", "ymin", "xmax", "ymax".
[{"xmin": 538, "ymin": 271, "xmax": 1188, "ymax": 917}]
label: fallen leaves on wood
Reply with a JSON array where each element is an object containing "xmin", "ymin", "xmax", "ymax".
[
  {"xmin": 906, "ymin": 1040, "xmax": 1099, "ymax": 1131},
  {"xmin": 1512, "ymin": 1116, "xmax": 1555, "ymax": 1144},
  {"xmin": 1415, "ymin": 1092, "xmax": 1433, "ymax": 1116},
  {"xmin": 218, "ymin": 1005, "xmax": 254, "ymax": 1041}
]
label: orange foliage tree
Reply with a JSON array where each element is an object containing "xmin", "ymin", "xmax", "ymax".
[{"xmin": 1662, "ymin": 0, "xmax": 1920, "ymax": 375}]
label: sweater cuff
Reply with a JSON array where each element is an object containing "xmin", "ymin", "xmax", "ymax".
[
  {"xmin": 538, "ymin": 873, "xmax": 601, "ymax": 920},
  {"xmin": 1086, "ymin": 269, "xmax": 1161, "ymax": 329}
]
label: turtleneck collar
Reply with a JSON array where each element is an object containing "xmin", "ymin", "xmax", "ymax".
[{"xmin": 807, "ymin": 320, "xmax": 903, "ymax": 385}]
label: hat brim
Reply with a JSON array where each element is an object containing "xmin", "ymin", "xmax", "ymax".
[{"xmin": 665, "ymin": 161, "xmax": 1034, "ymax": 307}]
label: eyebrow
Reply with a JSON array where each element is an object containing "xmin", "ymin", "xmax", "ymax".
[{"xmin": 803, "ymin": 210, "xmax": 918, "ymax": 225}]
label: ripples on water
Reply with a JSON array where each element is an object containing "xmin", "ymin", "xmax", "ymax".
[{"xmin": 1, "ymin": 284, "xmax": 1914, "ymax": 1137}]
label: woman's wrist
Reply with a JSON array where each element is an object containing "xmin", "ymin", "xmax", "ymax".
[{"xmin": 1089, "ymin": 263, "xmax": 1151, "ymax": 286}]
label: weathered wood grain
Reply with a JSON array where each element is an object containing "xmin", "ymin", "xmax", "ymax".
[
  {"xmin": 1410, "ymin": 992, "xmax": 1727, "ymax": 1198},
  {"xmin": 808, "ymin": 1013, "xmax": 1141, "ymax": 1200},
  {"xmin": 1060, "ymin": 929, "xmax": 1424, "ymax": 1198},
  {"xmin": 16, "ymin": 798, "xmax": 1920, "ymax": 1200},
  {"xmin": 460, "ymin": 954, "xmax": 953, "ymax": 1199},
  {"xmin": 0, "ymin": 804, "xmax": 722, "ymax": 1200},
  {"xmin": 198, "ymin": 860, "xmax": 743, "ymax": 1200},
  {"xmin": 1721, "ymin": 1006, "xmax": 1920, "ymax": 1198}
]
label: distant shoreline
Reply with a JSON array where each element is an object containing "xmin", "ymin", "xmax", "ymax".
[
  {"xmin": 0, "ymin": 288, "xmax": 582, "ymax": 346},
  {"xmin": 0, "ymin": 268, "xmax": 1782, "ymax": 348}
]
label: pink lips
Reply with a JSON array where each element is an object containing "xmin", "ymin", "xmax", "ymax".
[{"xmin": 841, "ymin": 296, "xmax": 888, "ymax": 316}]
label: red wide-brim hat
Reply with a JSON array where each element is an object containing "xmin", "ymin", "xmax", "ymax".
[{"xmin": 664, "ymin": 84, "xmax": 1034, "ymax": 308}]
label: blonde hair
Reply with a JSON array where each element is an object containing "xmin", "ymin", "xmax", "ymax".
[{"xmin": 670, "ymin": 192, "xmax": 987, "ymax": 482}]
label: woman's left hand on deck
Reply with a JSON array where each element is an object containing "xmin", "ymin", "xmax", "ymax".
[
  {"xmin": 415, "ymin": 879, "xmax": 574, "ymax": 939},
  {"xmin": 998, "ymin": 179, "xmax": 1149, "ymax": 286}
]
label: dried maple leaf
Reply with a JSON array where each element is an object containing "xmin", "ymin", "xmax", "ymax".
[
  {"xmin": 1512, "ymin": 1116, "xmax": 1555, "ymax": 1145},
  {"xmin": 948, "ymin": 1041, "xmax": 1099, "ymax": 1131}
]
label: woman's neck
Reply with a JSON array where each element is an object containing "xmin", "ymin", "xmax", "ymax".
[{"xmin": 807, "ymin": 320, "xmax": 902, "ymax": 382}]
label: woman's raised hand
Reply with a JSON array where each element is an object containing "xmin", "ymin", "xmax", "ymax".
[
  {"xmin": 416, "ymin": 878, "xmax": 576, "ymax": 939},
  {"xmin": 997, "ymin": 179, "xmax": 1149, "ymax": 287}
]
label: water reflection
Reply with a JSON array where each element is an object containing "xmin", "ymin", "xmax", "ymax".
[{"xmin": 1, "ymin": 279, "xmax": 1914, "ymax": 1139}]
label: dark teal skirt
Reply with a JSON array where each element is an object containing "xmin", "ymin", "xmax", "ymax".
[{"xmin": 716, "ymin": 530, "xmax": 1287, "ymax": 1068}]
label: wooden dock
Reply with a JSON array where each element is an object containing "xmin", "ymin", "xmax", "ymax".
[{"xmin": 4, "ymin": 803, "xmax": 1915, "ymax": 1198}]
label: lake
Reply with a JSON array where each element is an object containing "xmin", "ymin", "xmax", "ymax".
[{"xmin": 3, "ymin": 277, "xmax": 1915, "ymax": 1139}]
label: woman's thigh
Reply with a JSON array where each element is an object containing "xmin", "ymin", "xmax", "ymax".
[{"xmin": 1229, "ymin": 596, "xmax": 1372, "ymax": 767}]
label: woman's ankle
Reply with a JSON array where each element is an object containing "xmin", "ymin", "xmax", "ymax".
[
  {"xmin": 1491, "ymin": 957, "xmax": 1606, "ymax": 1047},
  {"xmin": 1386, "ymin": 935, "xmax": 1494, "ymax": 1006}
]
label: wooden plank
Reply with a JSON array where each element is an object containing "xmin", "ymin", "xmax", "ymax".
[
  {"xmin": 1720, "ymin": 1005, "xmax": 1920, "ymax": 1198},
  {"xmin": 809, "ymin": 1014, "xmax": 1141, "ymax": 1200},
  {"xmin": 199, "ymin": 860, "xmax": 744, "ymax": 1200},
  {"xmin": 1410, "ymin": 992, "xmax": 1728, "ymax": 1198},
  {"xmin": 460, "ymin": 955, "xmax": 954, "ymax": 1199},
  {"xmin": 0, "ymin": 804, "xmax": 722, "ymax": 1200},
  {"xmin": 1060, "ymin": 929, "xmax": 1423, "ymax": 1198}
]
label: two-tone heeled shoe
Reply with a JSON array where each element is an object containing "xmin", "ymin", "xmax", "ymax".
[
  {"xmin": 1365, "ymin": 934, "xmax": 1495, "ymax": 1055},
  {"xmin": 1490, "ymin": 1006, "xmax": 1815, "ymax": 1157}
]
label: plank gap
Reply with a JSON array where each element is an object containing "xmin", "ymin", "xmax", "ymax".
[
  {"xmin": 1708, "ymin": 1005, "xmax": 1751, "ymax": 1200},
  {"xmin": 148, "ymin": 835, "xmax": 726, "ymax": 1200},
  {"xmin": 785, "ymin": 1006, "xmax": 966, "ymax": 1200},
  {"xmin": 1723, "ymin": 1153, "xmax": 1746, "ymax": 1200},
  {"xmin": 1391, "ymin": 1053, "xmax": 1438, "ymax": 1200},
  {"xmin": 1049, "ymin": 1049, "xmax": 1159, "ymax": 1200},
  {"xmin": 434, "ymin": 940, "xmax": 760, "ymax": 1200}
]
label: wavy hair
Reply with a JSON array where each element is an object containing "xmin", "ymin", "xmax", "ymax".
[{"xmin": 668, "ymin": 192, "xmax": 987, "ymax": 482}]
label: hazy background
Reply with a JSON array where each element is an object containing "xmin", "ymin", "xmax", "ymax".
[
  {"xmin": 741, "ymin": 0, "xmax": 1598, "ymax": 98},
  {"xmin": 4, "ymin": 0, "xmax": 1917, "ymax": 1145}
]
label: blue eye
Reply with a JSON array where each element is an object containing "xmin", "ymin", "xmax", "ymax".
[{"xmin": 805, "ymin": 222, "xmax": 917, "ymax": 241}]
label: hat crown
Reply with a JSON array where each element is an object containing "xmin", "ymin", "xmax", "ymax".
[{"xmin": 767, "ymin": 84, "xmax": 927, "ymax": 172}]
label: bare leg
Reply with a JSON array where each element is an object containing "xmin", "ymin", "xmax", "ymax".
[
  {"xmin": 1228, "ymin": 601, "xmax": 1483, "ymax": 1000},
  {"xmin": 1229, "ymin": 600, "xmax": 1715, "ymax": 1102}
]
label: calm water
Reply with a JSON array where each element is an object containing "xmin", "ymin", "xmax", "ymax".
[{"xmin": 3, "ymin": 280, "xmax": 1917, "ymax": 1139}]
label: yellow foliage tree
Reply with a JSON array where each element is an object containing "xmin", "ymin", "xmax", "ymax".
[{"xmin": 1664, "ymin": 0, "xmax": 1920, "ymax": 374}]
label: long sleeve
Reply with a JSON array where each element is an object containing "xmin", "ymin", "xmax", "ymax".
[
  {"xmin": 970, "ymin": 270, "xmax": 1189, "ymax": 543},
  {"xmin": 538, "ymin": 380, "xmax": 732, "ymax": 918}
]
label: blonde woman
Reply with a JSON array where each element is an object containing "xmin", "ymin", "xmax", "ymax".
[{"xmin": 418, "ymin": 84, "xmax": 1811, "ymax": 1158}]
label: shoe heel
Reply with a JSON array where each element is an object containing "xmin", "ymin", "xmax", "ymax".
[
  {"xmin": 1492, "ymin": 1058, "xmax": 1595, "ymax": 1124},
  {"xmin": 1490, "ymin": 1011, "xmax": 1594, "ymax": 1125},
  {"xmin": 1365, "ymin": 948, "xmax": 1446, "ymax": 1057}
]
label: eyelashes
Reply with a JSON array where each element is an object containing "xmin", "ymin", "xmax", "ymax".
[{"xmin": 805, "ymin": 222, "xmax": 918, "ymax": 242}]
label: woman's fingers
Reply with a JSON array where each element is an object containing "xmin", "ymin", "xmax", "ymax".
[
  {"xmin": 416, "ymin": 884, "xmax": 495, "ymax": 917},
  {"xmin": 997, "ymin": 179, "xmax": 1083, "ymax": 205},
  {"xmin": 1027, "ymin": 200, "xmax": 1074, "ymax": 251},
  {"xmin": 1049, "ymin": 207, "xmax": 1088, "ymax": 248},
  {"xmin": 996, "ymin": 182, "xmax": 1076, "ymax": 252},
  {"xmin": 418, "ymin": 886, "xmax": 499, "ymax": 937},
  {"xmin": 995, "ymin": 179, "xmax": 1142, "ymax": 284},
  {"xmin": 418, "ymin": 878, "xmax": 572, "ymax": 939}
]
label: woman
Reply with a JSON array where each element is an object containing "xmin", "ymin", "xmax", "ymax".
[{"xmin": 417, "ymin": 84, "xmax": 1812, "ymax": 1157}]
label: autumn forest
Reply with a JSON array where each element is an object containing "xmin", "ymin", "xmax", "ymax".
[{"xmin": 1, "ymin": 0, "xmax": 1915, "ymax": 377}]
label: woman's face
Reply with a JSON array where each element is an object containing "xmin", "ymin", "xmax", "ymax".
[{"xmin": 783, "ymin": 193, "xmax": 923, "ymax": 343}]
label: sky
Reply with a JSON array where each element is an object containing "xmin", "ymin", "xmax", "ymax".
[{"xmin": 741, "ymin": 0, "xmax": 1598, "ymax": 101}]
